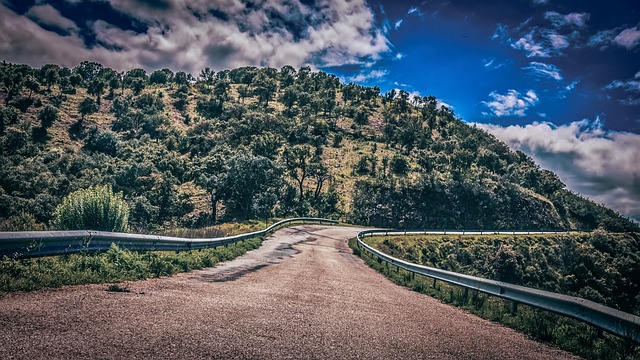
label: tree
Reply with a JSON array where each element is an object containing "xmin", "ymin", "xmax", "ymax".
[
  {"xmin": 389, "ymin": 155, "xmax": 409, "ymax": 175},
  {"xmin": 198, "ymin": 67, "xmax": 215, "ymax": 87},
  {"xmin": 0, "ymin": 104, "xmax": 19, "ymax": 135},
  {"xmin": 78, "ymin": 97, "xmax": 98, "ymax": 122},
  {"xmin": 38, "ymin": 105, "xmax": 58, "ymax": 128},
  {"xmin": 124, "ymin": 68, "xmax": 147, "ymax": 95},
  {"xmin": 282, "ymin": 144, "xmax": 315, "ymax": 201},
  {"xmin": 0, "ymin": 63, "xmax": 27, "ymax": 105},
  {"xmin": 195, "ymin": 154, "xmax": 226, "ymax": 224},
  {"xmin": 252, "ymin": 73, "xmax": 277, "ymax": 106},
  {"xmin": 53, "ymin": 185, "xmax": 129, "ymax": 232},
  {"xmin": 149, "ymin": 69, "xmax": 173, "ymax": 85},
  {"xmin": 87, "ymin": 78, "xmax": 106, "ymax": 104},
  {"xmin": 280, "ymin": 86, "xmax": 298, "ymax": 110},
  {"xmin": 213, "ymin": 80, "xmax": 230, "ymax": 100},
  {"xmin": 220, "ymin": 154, "xmax": 282, "ymax": 219},
  {"xmin": 73, "ymin": 61, "xmax": 103, "ymax": 84},
  {"xmin": 173, "ymin": 71, "xmax": 191, "ymax": 86}
]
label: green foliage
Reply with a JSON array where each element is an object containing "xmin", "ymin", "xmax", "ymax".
[
  {"xmin": 389, "ymin": 154, "xmax": 409, "ymax": 175},
  {"xmin": 83, "ymin": 128, "xmax": 119, "ymax": 155},
  {"xmin": 38, "ymin": 105, "xmax": 58, "ymax": 128},
  {"xmin": 53, "ymin": 185, "xmax": 129, "ymax": 232},
  {"xmin": 368, "ymin": 232, "xmax": 640, "ymax": 315},
  {"xmin": 0, "ymin": 236, "xmax": 262, "ymax": 292},
  {"xmin": 0, "ymin": 60, "xmax": 637, "ymax": 234},
  {"xmin": 352, "ymin": 237, "xmax": 640, "ymax": 360},
  {"xmin": 78, "ymin": 96, "xmax": 98, "ymax": 119},
  {"xmin": 149, "ymin": 68, "xmax": 173, "ymax": 85},
  {"xmin": 0, "ymin": 212, "xmax": 46, "ymax": 231}
]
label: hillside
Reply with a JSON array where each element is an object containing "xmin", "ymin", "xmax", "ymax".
[{"xmin": 0, "ymin": 61, "xmax": 637, "ymax": 232}]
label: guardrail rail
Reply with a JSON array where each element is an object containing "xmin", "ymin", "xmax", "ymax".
[
  {"xmin": 356, "ymin": 229, "xmax": 640, "ymax": 344},
  {"xmin": 0, "ymin": 217, "xmax": 338, "ymax": 259}
]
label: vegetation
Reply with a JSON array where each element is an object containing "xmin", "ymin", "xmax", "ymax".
[
  {"xmin": 0, "ymin": 60, "xmax": 636, "ymax": 233},
  {"xmin": 53, "ymin": 185, "xmax": 129, "ymax": 232},
  {"xmin": 363, "ymin": 231, "xmax": 640, "ymax": 315},
  {"xmin": 0, "ymin": 237, "xmax": 262, "ymax": 292},
  {"xmin": 1, "ymin": 60, "xmax": 639, "ymax": 355},
  {"xmin": 351, "ymin": 236, "xmax": 640, "ymax": 360}
]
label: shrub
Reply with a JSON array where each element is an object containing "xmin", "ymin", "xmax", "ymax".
[
  {"xmin": 53, "ymin": 185, "xmax": 129, "ymax": 232},
  {"xmin": 0, "ymin": 212, "xmax": 46, "ymax": 231},
  {"xmin": 84, "ymin": 128, "xmax": 119, "ymax": 155},
  {"xmin": 38, "ymin": 105, "xmax": 58, "ymax": 128},
  {"xmin": 389, "ymin": 154, "xmax": 409, "ymax": 175}
]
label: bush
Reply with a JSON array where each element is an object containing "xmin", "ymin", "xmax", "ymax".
[
  {"xmin": 38, "ymin": 105, "xmax": 58, "ymax": 128},
  {"xmin": 389, "ymin": 154, "xmax": 409, "ymax": 175},
  {"xmin": 84, "ymin": 128, "xmax": 119, "ymax": 155},
  {"xmin": 53, "ymin": 185, "xmax": 129, "ymax": 232}
]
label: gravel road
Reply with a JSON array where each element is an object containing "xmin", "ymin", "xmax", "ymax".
[{"xmin": 0, "ymin": 225, "xmax": 577, "ymax": 359}]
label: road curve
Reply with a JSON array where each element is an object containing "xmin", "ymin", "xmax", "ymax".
[{"xmin": 0, "ymin": 225, "xmax": 576, "ymax": 359}]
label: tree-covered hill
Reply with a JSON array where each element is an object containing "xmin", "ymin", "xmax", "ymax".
[{"xmin": 0, "ymin": 61, "xmax": 637, "ymax": 232}]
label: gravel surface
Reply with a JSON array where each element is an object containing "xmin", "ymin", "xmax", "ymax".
[{"xmin": 0, "ymin": 225, "xmax": 577, "ymax": 359}]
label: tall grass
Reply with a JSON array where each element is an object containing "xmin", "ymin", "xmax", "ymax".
[
  {"xmin": 53, "ymin": 185, "xmax": 129, "ymax": 232},
  {"xmin": 349, "ymin": 237, "xmax": 640, "ymax": 360}
]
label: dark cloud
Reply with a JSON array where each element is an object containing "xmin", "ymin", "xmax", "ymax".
[
  {"xmin": 0, "ymin": 0, "xmax": 390, "ymax": 73},
  {"xmin": 477, "ymin": 119, "xmax": 640, "ymax": 222}
]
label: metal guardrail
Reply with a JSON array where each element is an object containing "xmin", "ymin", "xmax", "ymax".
[
  {"xmin": 356, "ymin": 229, "xmax": 640, "ymax": 343},
  {"xmin": 0, "ymin": 217, "xmax": 338, "ymax": 259}
]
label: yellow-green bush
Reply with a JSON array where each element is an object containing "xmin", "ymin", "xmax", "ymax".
[{"xmin": 53, "ymin": 185, "xmax": 129, "ymax": 232}]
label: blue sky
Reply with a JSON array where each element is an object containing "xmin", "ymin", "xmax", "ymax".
[
  {"xmin": 0, "ymin": 0, "xmax": 638, "ymax": 221},
  {"xmin": 331, "ymin": 1, "xmax": 640, "ymax": 133}
]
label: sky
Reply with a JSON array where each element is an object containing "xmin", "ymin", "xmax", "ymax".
[{"xmin": 0, "ymin": 0, "xmax": 638, "ymax": 222}]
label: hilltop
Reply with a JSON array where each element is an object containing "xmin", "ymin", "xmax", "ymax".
[{"xmin": 0, "ymin": 61, "xmax": 637, "ymax": 232}]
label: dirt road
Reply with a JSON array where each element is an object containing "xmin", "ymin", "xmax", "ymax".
[{"xmin": 0, "ymin": 225, "xmax": 576, "ymax": 359}]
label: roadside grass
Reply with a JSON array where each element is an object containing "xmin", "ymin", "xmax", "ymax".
[
  {"xmin": 0, "ymin": 223, "xmax": 266, "ymax": 292},
  {"xmin": 349, "ymin": 237, "xmax": 640, "ymax": 360}
]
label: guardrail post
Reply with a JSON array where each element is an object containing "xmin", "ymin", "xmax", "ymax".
[
  {"xmin": 432, "ymin": 278, "xmax": 437, "ymax": 288},
  {"xmin": 511, "ymin": 302, "xmax": 518, "ymax": 314}
]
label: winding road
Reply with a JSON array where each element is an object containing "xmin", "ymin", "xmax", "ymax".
[{"xmin": 0, "ymin": 225, "xmax": 576, "ymax": 359}]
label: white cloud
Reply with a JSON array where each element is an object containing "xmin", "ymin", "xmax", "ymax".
[
  {"xmin": 476, "ymin": 119, "xmax": 640, "ymax": 221},
  {"xmin": 523, "ymin": 62, "xmax": 563, "ymax": 80},
  {"xmin": 436, "ymin": 99, "xmax": 453, "ymax": 110},
  {"xmin": 614, "ymin": 26, "xmax": 640, "ymax": 49},
  {"xmin": 482, "ymin": 89, "xmax": 539, "ymax": 117},
  {"xmin": 512, "ymin": 32, "xmax": 550, "ymax": 57},
  {"xmin": 548, "ymin": 33, "xmax": 569, "ymax": 49},
  {"xmin": 394, "ymin": 19, "xmax": 403, "ymax": 30},
  {"xmin": 605, "ymin": 79, "xmax": 640, "ymax": 93},
  {"xmin": 483, "ymin": 57, "xmax": 509, "ymax": 70},
  {"xmin": 588, "ymin": 29, "xmax": 616, "ymax": 48},
  {"xmin": 394, "ymin": 52, "xmax": 406, "ymax": 60},
  {"xmin": 604, "ymin": 73, "xmax": 640, "ymax": 105},
  {"xmin": 0, "ymin": 0, "xmax": 391, "ymax": 73},
  {"xmin": 492, "ymin": 23, "xmax": 508, "ymax": 41},
  {"xmin": 407, "ymin": 7, "xmax": 422, "ymax": 16},
  {"xmin": 544, "ymin": 11, "xmax": 589, "ymax": 28},
  {"xmin": 531, "ymin": 0, "xmax": 549, "ymax": 5},
  {"xmin": 565, "ymin": 79, "xmax": 579, "ymax": 92},
  {"xmin": 483, "ymin": 58, "xmax": 495, "ymax": 67},
  {"xmin": 347, "ymin": 69, "xmax": 388, "ymax": 83}
]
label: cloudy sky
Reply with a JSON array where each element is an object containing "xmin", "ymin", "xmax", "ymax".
[{"xmin": 1, "ymin": 0, "xmax": 638, "ymax": 222}]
